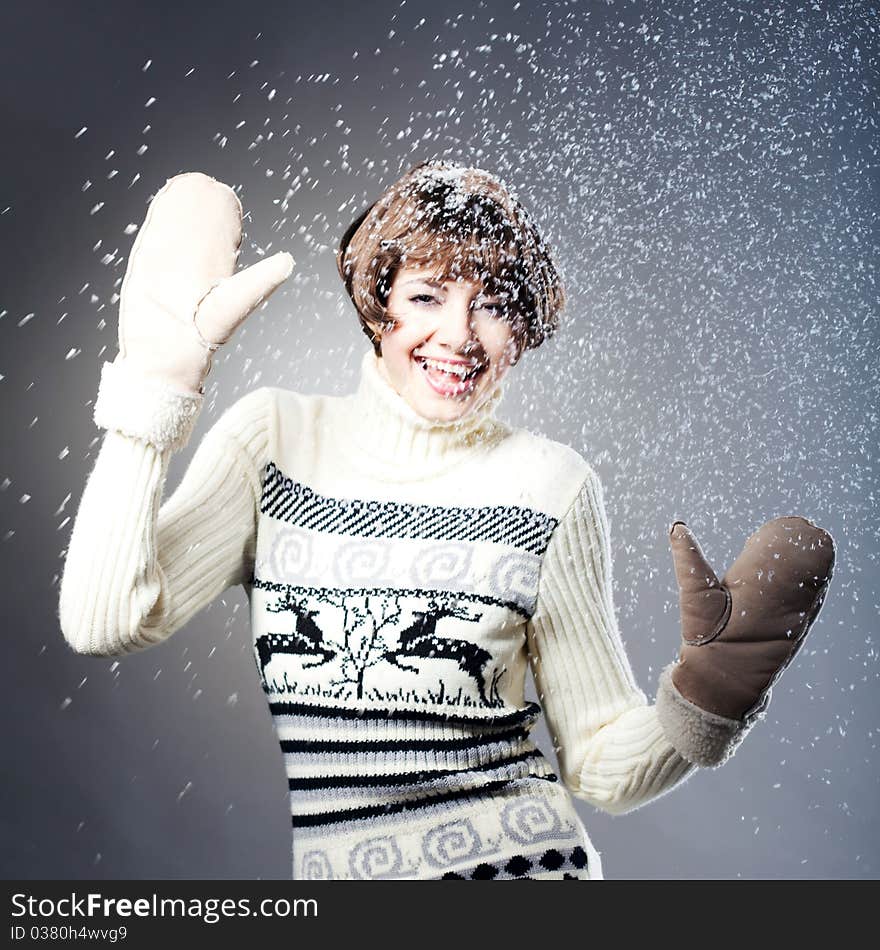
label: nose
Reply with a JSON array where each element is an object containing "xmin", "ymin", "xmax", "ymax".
[{"xmin": 430, "ymin": 298, "xmax": 480, "ymax": 355}]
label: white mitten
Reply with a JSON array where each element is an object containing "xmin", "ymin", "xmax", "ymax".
[{"xmin": 94, "ymin": 171, "xmax": 294, "ymax": 450}]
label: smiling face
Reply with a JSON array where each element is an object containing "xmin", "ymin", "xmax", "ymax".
[{"xmin": 373, "ymin": 263, "xmax": 524, "ymax": 423}]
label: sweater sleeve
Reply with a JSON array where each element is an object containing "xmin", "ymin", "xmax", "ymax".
[
  {"xmin": 58, "ymin": 362, "xmax": 273, "ymax": 657},
  {"xmin": 525, "ymin": 467, "xmax": 698, "ymax": 816}
]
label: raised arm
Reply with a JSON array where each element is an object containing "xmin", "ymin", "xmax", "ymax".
[
  {"xmin": 58, "ymin": 367, "xmax": 273, "ymax": 656},
  {"xmin": 58, "ymin": 171, "xmax": 292, "ymax": 657},
  {"xmin": 526, "ymin": 467, "xmax": 698, "ymax": 816}
]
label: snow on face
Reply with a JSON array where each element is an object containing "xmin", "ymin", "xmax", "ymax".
[
  {"xmin": 376, "ymin": 261, "xmax": 520, "ymax": 425},
  {"xmin": 367, "ymin": 160, "xmax": 559, "ymax": 350}
]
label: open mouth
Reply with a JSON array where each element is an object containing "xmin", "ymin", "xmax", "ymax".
[{"xmin": 413, "ymin": 355, "xmax": 486, "ymax": 396}]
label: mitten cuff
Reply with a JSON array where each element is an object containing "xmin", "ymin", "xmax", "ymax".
[
  {"xmin": 655, "ymin": 663, "xmax": 769, "ymax": 768},
  {"xmin": 93, "ymin": 360, "xmax": 203, "ymax": 452}
]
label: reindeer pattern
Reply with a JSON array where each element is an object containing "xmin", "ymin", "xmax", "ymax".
[
  {"xmin": 251, "ymin": 464, "xmax": 556, "ymax": 713},
  {"xmin": 254, "ymin": 587, "xmax": 514, "ymax": 709}
]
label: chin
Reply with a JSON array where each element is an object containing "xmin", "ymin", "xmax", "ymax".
[
  {"xmin": 406, "ymin": 389, "xmax": 478, "ymax": 422},
  {"xmin": 428, "ymin": 405, "xmax": 472, "ymax": 422},
  {"xmin": 435, "ymin": 394, "xmax": 488, "ymax": 422}
]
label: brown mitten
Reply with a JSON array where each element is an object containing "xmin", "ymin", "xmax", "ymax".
[{"xmin": 655, "ymin": 515, "xmax": 836, "ymax": 767}]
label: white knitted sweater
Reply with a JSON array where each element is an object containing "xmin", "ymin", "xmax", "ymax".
[{"xmin": 58, "ymin": 349, "xmax": 707, "ymax": 880}]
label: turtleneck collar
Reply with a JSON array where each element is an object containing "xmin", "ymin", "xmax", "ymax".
[{"xmin": 333, "ymin": 348, "xmax": 509, "ymax": 480}]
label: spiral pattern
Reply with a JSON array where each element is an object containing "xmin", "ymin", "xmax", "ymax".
[
  {"xmin": 269, "ymin": 527, "xmax": 314, "ymax": 583},
  {"xmin": 421, "ymin": 818, "xmax": 483, "ymax": 869},
  {"xmin": 411, "ymin": 543, "xmax": 473, "ymax": 586},
  {"xmin": 300, "ymin": 849, "xmax": 334, "ymax": 880},
  {"xmin": 487, "ymin": 552, "xmax": 540, "ymax": 612},
  {"xmin": 500, "ymin": 796, "xmax": 562, "ymax": 843},
  {"xmin": 330, "ymin": 539, "xmax": 390, "ymax": 585},
  {"xmin": 348, "ymin": 836, "xmax": 404, "ymax": 879}
]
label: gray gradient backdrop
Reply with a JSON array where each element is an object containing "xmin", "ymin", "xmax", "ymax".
[{"xmin": 1, "ymin": 0, "xmax": 877, "ymax": 879}]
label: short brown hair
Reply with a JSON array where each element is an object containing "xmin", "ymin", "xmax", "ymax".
[{"xmin": 336, "ymin": 160, "xmax": 565, "ymax": 357}]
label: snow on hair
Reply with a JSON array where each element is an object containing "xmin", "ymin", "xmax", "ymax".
[{"xmin": 336, "ymin": 159, "xmax": 565, "ymax": 356}]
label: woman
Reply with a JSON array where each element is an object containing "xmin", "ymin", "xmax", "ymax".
[{"xmin": 59, "ymin": 161, "xmax": 836, "ymax": 880}]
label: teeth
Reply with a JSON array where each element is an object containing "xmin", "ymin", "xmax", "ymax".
[{"xmin": 418, "ymin": 357, "xmax": 479, "ymax": 378}]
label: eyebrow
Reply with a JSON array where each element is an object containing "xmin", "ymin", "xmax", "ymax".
[
  {"xmin": 403, "ymin": 277, "xmax": 501, "ymax": 298},
  {"xmin": 404, "ymin": 277, "xmax": 447, "ymax": 288}
]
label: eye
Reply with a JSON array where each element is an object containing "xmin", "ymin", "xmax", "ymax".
[
  {"xmin": 474, "ymin": 300, "xmax": 507, "ymax": 317},
  {"xmin": 410, "ymin": 293, "xmax": 438, "ymax": 305}
]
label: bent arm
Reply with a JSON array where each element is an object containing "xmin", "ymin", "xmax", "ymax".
[
  {"xmin": 526, "ymin": 467, "xmax": 698, "ymax": 816},
  {"xmin": 58, "ymin": 362, "xmax": 272, "ymax": 656}
]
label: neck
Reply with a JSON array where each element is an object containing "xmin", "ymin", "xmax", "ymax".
[{"xmin": 336, "ymin": 349, "xmax": 508, "ymax": 479}]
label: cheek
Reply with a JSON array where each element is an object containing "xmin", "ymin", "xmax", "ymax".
[
  {"xmin": 381, "ymin": 322, "xmax": 424, "ymax": 364},
  {"xmin": 480, "ymin": 324, "xmax": 516, "ymax": 363},
  {"xmin": 390, "ymin": 311, "xmax": 433, "ymax": 347}
]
